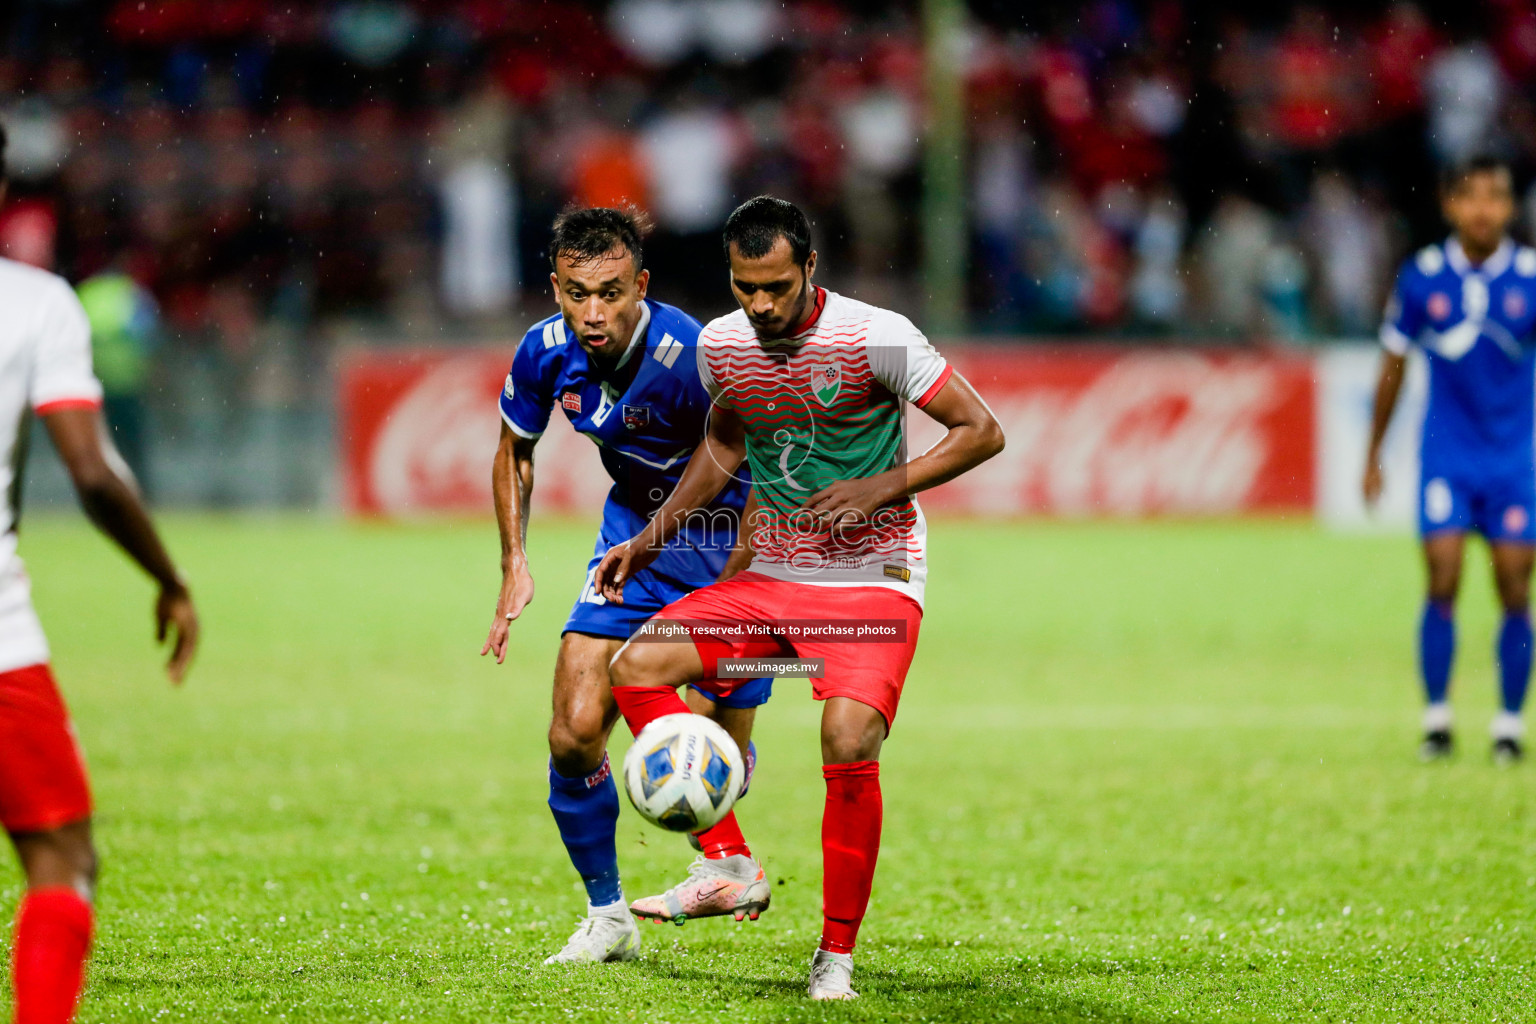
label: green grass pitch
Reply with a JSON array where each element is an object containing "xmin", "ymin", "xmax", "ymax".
[{"xmin": 3, "ymin": 514, "xmax": 1533, "ymax": 1022}]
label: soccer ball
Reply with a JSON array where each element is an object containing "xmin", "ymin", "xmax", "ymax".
[{"xmin": 622, "ymin": 713, "xmax": 744, "ymax": 832}]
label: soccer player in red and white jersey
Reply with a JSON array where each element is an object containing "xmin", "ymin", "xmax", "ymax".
[
  {"xmin": 595, "ymin": 196, "xmax": 1004, "ymax": 999},
  {"xmin": 0, "ymin": 126, "xmax": 199, "ymax": 1024}
]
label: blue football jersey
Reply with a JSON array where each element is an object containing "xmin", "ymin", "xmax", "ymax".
[
  {"xmin": 500, "ymin": 299, "xmax": 750, "ymax": 586},
  {"xmin": 1382, "ymin": 238, "xmax": 1536, "ymax": 477}
]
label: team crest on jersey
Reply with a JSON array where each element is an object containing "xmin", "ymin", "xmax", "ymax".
[
  {"xmin": 561, "ymin": 391, "xmax": 582, "ymax": 413},
  {"xmin": 1505, "ymin": 289, "xmax": 1527, "ymax": 319},
  {"xmin": 1506, "ymin": 505, "xmax": 1529, "ymax": 536},
  {"xmin": 1427, "ymin": 292, "xmax": 1452, "ymax": 322},
  {"xmin": 622, "ymin": 404, "xmax": 649, "ymax": 430},
  {"xmin": 808, "ymin": 363, "xmax": 841, "ymax": 406}
]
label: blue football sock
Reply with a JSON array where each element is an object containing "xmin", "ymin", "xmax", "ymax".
[
  {"xmin": 1498, "ymin": 611, "xmax": 1533, "ymax": 714},
  {"xmin": 1419, "ymin": 600, "xmax": 1456, "ymax": 706},
  {"xmin": 547, "ymin": 756, "xmax": 623, "ymax": 908}
]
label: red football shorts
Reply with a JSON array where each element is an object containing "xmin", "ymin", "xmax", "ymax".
[
  {"xmin": 0, "ymin": 663, "xmax": 92, "ymax": 833},
  {"xmin": 654, "ymin": 571, "xmax": 924, "ymax": 728}
]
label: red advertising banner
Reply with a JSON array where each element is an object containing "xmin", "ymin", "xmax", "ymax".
[
  {"xmin": 338, "ymin": 348, "xmax": 611, "ymax": 516},
  {"xmin": 914, "ymin": 348, "xmax": 1316, "ymax": 515},
  {"xmin": 338, "ymin": 346, "xmax": 1315, "ymax": 517}
]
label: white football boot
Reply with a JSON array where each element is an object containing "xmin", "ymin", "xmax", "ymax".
[
  {"xmin": 544, "ymin": 903, "xmax": 641, "ymax": 964},
  {"xmin": 629, "ymin": 854, "xmax": 770, "ymax": 924},
  {"xmin": 807, "ymin": 949, "xmax": 858, "ymax": 1000}
]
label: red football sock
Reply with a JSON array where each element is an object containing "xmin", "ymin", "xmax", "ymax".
[
  {"xmin": 820, "ymin": 760, "xmax": 882, "ymax": 955},
  {"xmin": 613, "ymin": 685, "xmax": 754, "ymax": 860},
  {"xmin": 12, "ymin": 886, "xmax": 93, "ymax": 1024},
  {"xmin": 611, "ymin": 684, "xmax": 689, "ymax": 737},
  {"xmin": 693, "ymin": 813, "xmax": 751, "ymax": 860}
]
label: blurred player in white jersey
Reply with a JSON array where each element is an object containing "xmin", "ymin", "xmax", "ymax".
[{"xmin": 0, "ymin": 125, "xmax": 199, "ymax": 1024}]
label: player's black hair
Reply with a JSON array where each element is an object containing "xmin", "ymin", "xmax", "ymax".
[
  {"xmin": 722, "ymin": 196, "xmax": 812, "ymax": 265},
  {"xmin": 548, "ymin": 206, "xmax": 650, "ymax": 273},
  {"xmin": 1441, "ymin": 154, "xmax": 1513, "ymax": 193},
  {"xmin": 0, "ymin": 120, "xmax": 7, "ymax": 183}
]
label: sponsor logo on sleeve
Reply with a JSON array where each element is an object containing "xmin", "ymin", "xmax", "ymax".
[
  {"xmin": 561, "ymin": 391, "xmax": 582, "ymax": 413},
  {"xmin": 1505, "ymin": 505, "xmax": 1529, "ymax": 536},
  {"xmin": 1427, "ymin": 292, "xmax": 1452, "ymax": 322},
  {"xmin": 1505, "ymin": 288, "xmax": 1527, "ymax": 319}
]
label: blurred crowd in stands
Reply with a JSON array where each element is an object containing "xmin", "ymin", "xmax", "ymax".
[{"xmin": 4, "ymin": 0, "xmax": 1536, "ymax": 357}]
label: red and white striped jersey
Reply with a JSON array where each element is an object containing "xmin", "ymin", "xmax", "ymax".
[{"xmin": 697, "ymin": 288, "xmax": 951, "ymax": 606}]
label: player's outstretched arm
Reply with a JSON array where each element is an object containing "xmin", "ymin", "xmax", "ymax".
[
  {"xmin": 42, "ymin": 406, "xmax": 198, "ymax": 684},
  {"xmin": 596, "ymin": 405, "xmax": 747, "ymax": 603},
  {"xmin": 483, "ymin": 423, "xmax": 537, "ymax": 664},
  {"xmin": 1363, "ymin": 351, "xmax": 1407, "ymax": 508},
  {"xmin": 801, "ymin": 372, "xmax": 1005, "ymax": 524}
]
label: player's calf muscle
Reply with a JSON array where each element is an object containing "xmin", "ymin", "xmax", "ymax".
[
  {"xmin": 547, "ymin": 717, "xmax": 610, "ymax": 775},
  {"xmin": 691, "ymin": 695, "xmax": 754, "ymax": 753},
  {"xmin": 1491, "ymin": 546, "xmax": 1534, "ymax": 609},
  {"xmin": 821, "ymin": 698, "xmax": 886, "ymax": 764},
  {"xmin": 11, "ymin": 822, "xmax": 96, "ymax": 893}
]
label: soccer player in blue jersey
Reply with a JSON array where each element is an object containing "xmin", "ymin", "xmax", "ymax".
[
  {"xmin": 1365, "ymin": 156, "xmax": 1536, "ymax": 764},
  {"xmin": 480, "ymin": 208, "xmax": 772, "ymax": 964}
]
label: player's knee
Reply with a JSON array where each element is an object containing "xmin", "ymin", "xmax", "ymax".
[
  {"xmin": 1427, "ymin": 571, "xmax": 1461, "ymax": 603},
  {"xmin": 821, "ymin": 731, "xmax": 880, "ymax": 765},
  {"xmin": 75, "ymin": 840, "xmax": 98, "ymax": 890},
  {"xmin": 609, "ymin": 638, "xmax": 676, "ymax": 691},
  {"xmin": 820, "ymin": 715, "xmax": 884, "ymax": 764},
  {"xmin": 1499, "ymin": 579, "xmax": 1530, "ymax": 612},
  {"xmin": 547, "ymin": 714, "xmax": 607, "ymax": 774},
  {"xmin": 14, "ymin": 823, "xmax": 97, "ymax": 895},
  {"xmin": 820, "ymin": 697, "xmax": 887, "ymax": 764},
  {"xmin": 58, "ymin": 824, "xmax": 97, "ymax": 889}
]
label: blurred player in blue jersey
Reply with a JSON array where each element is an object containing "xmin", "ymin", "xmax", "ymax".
[
  {"xmin": 480, "ymin": 208, "xmax": 772, "ymax": 964},
  {"xmin": 1365, "ymin": 156, "xmax": 1536, "ymax": 764}
]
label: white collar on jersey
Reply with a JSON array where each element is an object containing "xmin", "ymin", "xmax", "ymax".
[
  {"xmin": 1446, "ymin": 236, "xmax": 1514, "ymax": 278},
  {"xmin": 612, "ymin": 300, "xmax": 652, "ymax": 371}
]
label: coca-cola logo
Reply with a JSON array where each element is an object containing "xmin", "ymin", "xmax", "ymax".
[
  {"xmin": 1041, "ymin": 354, "xmax": 1283, "ymax": 513},
  {"xmin": 914, "ymin": 353, "xmax": 1305, "ymax": 515},
  {"xmin": 368, "ymin": 357, "xmax": 502, "ymax": 514},
  {"xmin": 358, "ymin": 353, "xmax": 610, "ymax": 515},
  {"xmin": 347, "ymin": 348, "xmax": 1311, "ymax": 518}
]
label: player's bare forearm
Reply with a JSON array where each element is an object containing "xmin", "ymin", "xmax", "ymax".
[
  {"xmin": 1363, "ymin": 351, "xmax": 1406, "ymax": 506},
  {"xmin": 486, "ymin": 425, "xmax": 537, "ymax": 660},
  {"xmin": 42, "ymin": 406, "xmax": 198, "ymax": 682},
  {"xmin": 44, "ymin": 408, "xmax": 182, "ymax": 590},
  {"xmin": 904, "ymin": 373, "xmax": 1006, "ymax": 491},
  {"xmin": 802, "ymin": 372, "xmax": 1004, "ymax": 520},
  {"xmin": 492, "ymin": 426, "xmax": 536, "ymax": 573},
  {"xmin": 642, "ymin": 409, "xmax": 747, "ymax": 552},
  {"xmin": 1367, "ymin": 352, "xmax": 1407, "ymax": 460},
  {"xmin": 596, "ymin": 407, "xmax": 746, "ymax": 602}
]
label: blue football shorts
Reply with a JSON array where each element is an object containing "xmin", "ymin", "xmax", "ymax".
[
  {"xmin": 563, "ymin": 544, "xmax": 773, "ymax": 710},
  {"xmin": 1419, "ymin": 467, "xmax": 1536, "ymax": 543}
]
